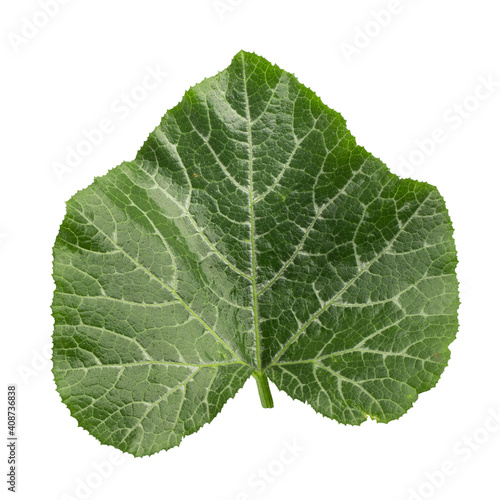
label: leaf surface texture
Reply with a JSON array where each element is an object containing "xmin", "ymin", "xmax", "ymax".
[{"xmin": 52, "ymin": 51, "xmax": 459, "ymax": 456}]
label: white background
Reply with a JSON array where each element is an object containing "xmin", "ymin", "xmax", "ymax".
[{"xmin": 1, "ymin": 1, "xmax": 499, "ymax": 499}]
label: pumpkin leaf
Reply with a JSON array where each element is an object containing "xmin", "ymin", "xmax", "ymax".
[{"xmin": 52, "ymin": 51, "xmax": 459, "ymax": 456}]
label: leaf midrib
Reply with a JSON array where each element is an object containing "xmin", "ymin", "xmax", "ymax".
[{"xmin": 241, "ymin": 52, "xmax": 263, "ymax": 373}]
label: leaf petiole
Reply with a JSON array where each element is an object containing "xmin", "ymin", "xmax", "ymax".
[{"xmin": 253, "ymin": 371, "xmax": 274, "ymax": 409}]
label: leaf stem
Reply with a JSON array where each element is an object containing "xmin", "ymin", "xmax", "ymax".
[{"xmin": 253, "ymin": 371, "xmax": 274, "ymax": 409}]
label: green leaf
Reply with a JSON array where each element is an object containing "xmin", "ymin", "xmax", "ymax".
[{"xmin": 52, "ymin": 50, "xmax": 459, "ymax": 456}]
